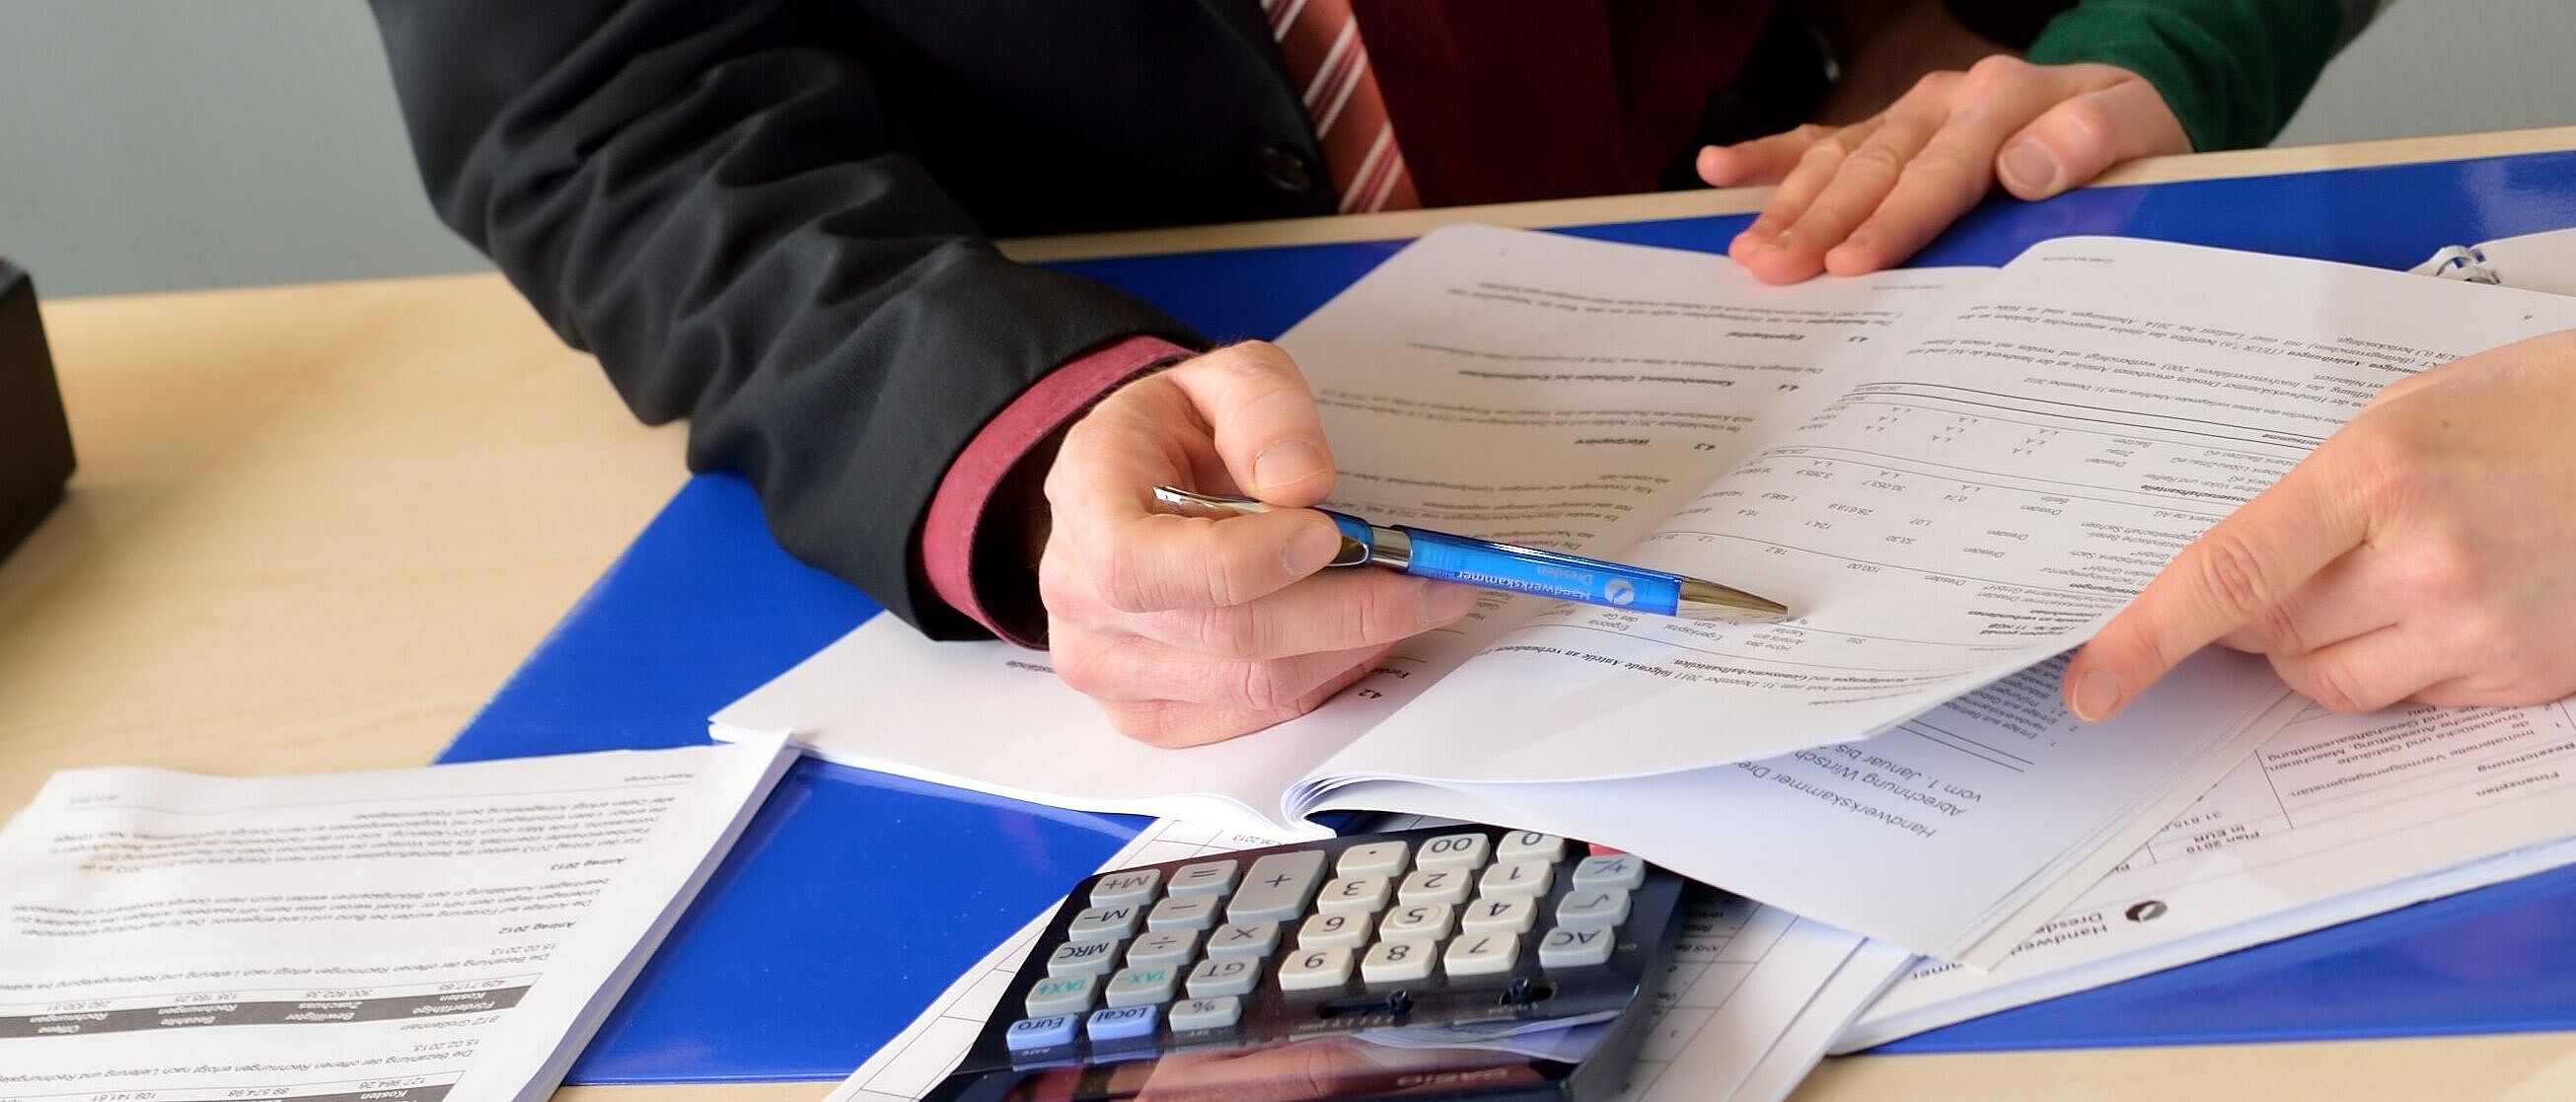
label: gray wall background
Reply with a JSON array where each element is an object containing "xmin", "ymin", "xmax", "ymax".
[{"xmin": 4, "ymin": 0, "xmax": 2572, "ymax": 297}]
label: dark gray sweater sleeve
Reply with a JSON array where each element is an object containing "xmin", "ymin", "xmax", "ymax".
[{"xmin": 367, "ymin": 0, "xmax": 1200, "ymax": 637}]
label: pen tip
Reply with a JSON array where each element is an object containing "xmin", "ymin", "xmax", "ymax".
[{"xmin": 1677, "ymin": 578, "xmax": 1793, "ymax": 624}]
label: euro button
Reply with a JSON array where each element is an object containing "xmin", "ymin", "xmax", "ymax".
[{"xmin": 1253, "ymin": 142, "xmax": 1316, "ymax": 192}]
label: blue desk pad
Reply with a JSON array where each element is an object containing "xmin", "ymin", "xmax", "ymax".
[{"xmin": 438, "ymin": 149, "xmax": 2576, "ymax": 1082}]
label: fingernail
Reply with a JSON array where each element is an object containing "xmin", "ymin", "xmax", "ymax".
[
  {"xmin": 1763, "ymin": 229, "xmax": 1797, "ymax": 251},
  {"xmin": 2070, "ymin": 667, "xmax": 2123, "ymax": 721},
  {"xmin": 2001, "ymin": 141, "xmax": 2061, "ymax": 194},
  {"xmin": 1418, "ymin": 581, "xmax": 1480, "ymax": 625},
  {"xmin": 1254, "ymin": 440, "xmax": 1326, "ymax": 495},
  {"xmin": 1284, "ymin": 522, "xmax": 1343, "ymax": 578}
]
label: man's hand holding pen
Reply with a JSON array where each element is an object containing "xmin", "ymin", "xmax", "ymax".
[{"xmin": 1040, "ymin": 341, "xmax": 1481, "ymax": 747}]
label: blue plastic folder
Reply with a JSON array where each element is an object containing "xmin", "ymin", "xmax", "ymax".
[{"xmin": 438, "ymin": 149, "xmax": 2576, "ymax": 1082}]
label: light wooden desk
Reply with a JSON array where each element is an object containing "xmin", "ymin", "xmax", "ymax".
[{"xmin": 8, "ymin": 126, "xmax": 2576, "ymax": 1102}]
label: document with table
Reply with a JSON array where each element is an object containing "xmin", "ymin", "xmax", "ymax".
[
  {"xmin": 720, "ymin": 224, "xmax": 2576, "ymax": 964},
  {"xmin": 0, "ymin": 740, "xmax": 793, "ymax": 1102}
]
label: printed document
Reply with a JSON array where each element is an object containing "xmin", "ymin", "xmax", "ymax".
[
  {"xmin": 1845, "ymin": 696, "xmax": 2576, "ymax": 1048},
  {"xmin": 718, "ymin": 225, "xmax": 2576, "ymax": 959},
  {"xmin": 0, "ymin": 740, "xmax": 794, "ymax": 1102}
]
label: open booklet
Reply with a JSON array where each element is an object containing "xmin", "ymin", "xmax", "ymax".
[{"xmin": 718, "ymin": 225, "xmax": 2576, "ymax": 960}]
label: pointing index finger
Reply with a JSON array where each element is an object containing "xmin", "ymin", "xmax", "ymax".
[{"xmin": 2065, "ymin": 457, "xmax": 2373, "ymax": 719}]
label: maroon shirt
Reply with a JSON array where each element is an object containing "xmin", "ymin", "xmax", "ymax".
[{"xmin": 1357, "ymin": 0, "xmax": 1770, "ymax": 205}]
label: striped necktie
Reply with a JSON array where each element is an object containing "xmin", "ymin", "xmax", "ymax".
[{"xmin": 1261, "ymin": 0, "xmax": 1422, "ymax": 212}]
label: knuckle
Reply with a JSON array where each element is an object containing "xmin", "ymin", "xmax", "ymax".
[
  {"xmin": 2339, "ymin": 423, "xmax": 2435, "ymax": 516},
  {"xmin": 1198, "ymin": 543, "xmax": 1270, "ymax": 609},
  {"xmin": 1212, "ymin": 339, "xmax": 1293, "ymax": 384},
  {"xmin": 1192, "ymin": 608, "xmax": 1271, "ymax": 660},
  {"xmin": 1231, "ymin": 661, "xmax": 1301, "ymax": 712},
  {"xmin": 1902, "ymin": 141, "xmax": 1986, "ymax": 186},
  {"xmin": 1051, "ymin": 644, "xmax": 1108, "ymax": 696},
  {"xmin": 2448, "ymin": 605, "xmax": 2520, "ymax": 663},
  {"xmin": 2251, "ymin": 602, "xmax": 2308, "ymax": 656},
  {"xmin": 1909, "ymin": 70, "xmax": 1959, "ymax": 99},
  {"xmin": 1967, "ymin": 53, "xmax": 2027, "ymax": 79},
  {"xmin": 1107, "ymin": 701, "xmax": 1193, "ymax": 748},
  {"xmin": 2304, "ymin": 654, "xmax": 2374, "ymax": 714},
  {"xmin": 1036, "ymin": 548, "xmax": 1084, "ymax": 617},
  {"xmin": 2414, "ymin": 531, "xmax": 2489, "ymax": 602},
  {"xmin": 2048, "ymin": 96, "xmax": 2120, "ymax": 151},
  {"xmin": 1093, "ymin": 551, "xmax": 1159, "ymax": 614},
  {"xmin": 1796, "ymin": 139, "xmax": 1845, "ymax": 169},
  {"xmin": 2189, "ymin": 533, "xmax": 2282, "ymax": 621},
  {"xmin": 1349, "ymin": 580, "xmax": 1407, "ymax": 643},
  {"xmin": 1843, "ymin": 140, "xmax": 1911, "ymax": 179}
]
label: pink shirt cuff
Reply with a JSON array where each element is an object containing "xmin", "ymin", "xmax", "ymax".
[{"xmin": 920, "ymin": 335, "xmax": 1195, "ymax": 645}]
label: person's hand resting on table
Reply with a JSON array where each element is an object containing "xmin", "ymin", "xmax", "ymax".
[
  {"xmin": 1701, "ymin": 54, "xmax": 2190, "ymax": 284},
  {"xmin": 2063, "ymin": 331, "xmax": 2576, "ymax": 721},
  {"xmin": 1040, "ymin": 341, "xmax": 1481, "ymax": 746}
]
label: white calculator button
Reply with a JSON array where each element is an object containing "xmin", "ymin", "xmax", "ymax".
[
  {"xmin": 1335, "ymin": 841, "xmax": 1410, "ymax": 880},
  {"xmin": 1442, "ymin": 932, "xmax": 1520, "ymax": 978},
  {"xmin": 1416, "ymin": 832, "xmax": 1491, "ymax": 871},
  {"xmin": 1316, "ymin": 876, "xmax": 1391, "ymax": 914},
  {"xmin": 1571, "ymin": 854, "xmax": 1647, "ymax": 892},
  {"xmin": 1277, "ymin": 946, "xmax": 1355, "ymax": 992},
  {"xmin": 1046, "ymin": 939, "xmax": 1122, "ymax": 977},
  {"xmin": 1104, "ymin": 965, "xmax": 1182, "ymax": 1007},
  {"xmin": 1206, "ymin": 921, "xmax": 1282, "ymax": 959},
  {"xmin": 1495, "ymin": 831, "xmax": 1566, "ymax": 864},
  {"xmin": 1360, "ymin": 938, "xmax": 1436, "ymax": 984},
  {"xmin": 1088, "ymin": 869, "xmax": 1161, "ymax": 908},
  {"xmin": 1024, "ymin": 974, "xmax": 1098, "ymax": 1017},
  {"xmin": 1186, "ymin": 956, "xmax": 1261, "ymax": 999},
  {"xmin": 1066, "ymin": 905, "xmax": 1142, "ymax": 942},
  {"xmin": 1396, "ymin": 867, "xmax": 1472, "ymax": 907},
  {"xmin": 1228, "ymin": 850, "xmax": 1329, "ymax": 923},
  {"xmin": 1147, "ymin": 894, "xmax": 1222, "ymax": 932},
  {"xmin": 1476, "ymin": 860, "xmax": 1553, "ymax": 900},
  {"xmin": 1555, "ymin": 889, "xmax": 1631, "ymax": 929},
  {"xmin": 1169, "ymin": 994, "xmax": 1244, "ymax": 1031},
  {"xmin": 1461, "ymin": 896, "xmax": 1537, "ymax": 934},
  {"xmin": 1126, "ymin": 929, "xmax": 1200, "ymax": 970},
  {"xmin": 1298, "ymin": 911, "xmax": 1369, "ymax": 951},
  {"xmin": 1167, "ymin": 859, "xmax": 1240, "ymax": 898},
  {"xmin": 1377, "ymin": 904, "xmax": 1453, "ymax": 943},
  {"xmin": 1538, "ymin": 925, "xmax": 1615, "ymax": 969}
]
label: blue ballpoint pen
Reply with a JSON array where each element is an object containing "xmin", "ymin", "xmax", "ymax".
[{"xmin": 1151, "ymin": 485, "xmax": 1792, "ymax": 623}]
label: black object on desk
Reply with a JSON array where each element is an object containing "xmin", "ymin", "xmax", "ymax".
[
  {"xmin": 0, "ymin": 259, "xmax": 74, "ymax": 558},
  {"xmin": 931, "ymin": 825, "xmax": 1688, "ymax": 1102}
]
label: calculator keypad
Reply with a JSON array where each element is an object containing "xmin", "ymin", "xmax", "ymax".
[{"xmin": 986, "ymin": 826, "xmax": 1685, "ymax": 1072}]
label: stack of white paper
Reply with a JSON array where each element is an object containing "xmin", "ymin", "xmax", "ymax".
[{"xmin": 0, "ymin": 740, "xmax": 795, "ymax": 1102}]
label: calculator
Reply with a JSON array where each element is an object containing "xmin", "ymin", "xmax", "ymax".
[{"xmin": 926, "ymin": 824, "xmax": 1688, "ymax": 1102}]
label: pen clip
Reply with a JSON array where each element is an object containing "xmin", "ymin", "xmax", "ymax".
[{"xmin": 1149, "ymin": 485, "xmax": 1375, "ymax": 566}]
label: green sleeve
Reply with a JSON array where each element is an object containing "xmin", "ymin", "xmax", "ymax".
[{"xmin": 2026, "ymin": 0, "xmax": 2377, "ymax": 152}]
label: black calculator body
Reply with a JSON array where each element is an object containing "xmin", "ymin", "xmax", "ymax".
[{"xmin": 927, "ymin": 825, "xmax": 1688, "ymax": 1102}]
